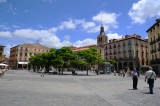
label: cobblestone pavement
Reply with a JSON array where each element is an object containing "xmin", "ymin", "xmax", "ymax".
[{"xmin": 0, "ymin": 70, "xmax": 160, "ymax": 106}]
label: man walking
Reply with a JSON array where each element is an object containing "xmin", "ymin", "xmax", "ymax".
[
  {"xmin": 145, "ymin": 67, "xmax": 156, "ymax": 94},
  {"xmin": 131, "ymin": 68, "xmax": 138, "ymax": 90}
]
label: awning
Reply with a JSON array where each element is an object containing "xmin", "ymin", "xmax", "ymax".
[
  {"xmin": 0, "ymin": 63, "xmax": 9, "ymax": 66},
  {"xmin": 18, "ymin": 62, "xmax": 28, "ymax": 65}
]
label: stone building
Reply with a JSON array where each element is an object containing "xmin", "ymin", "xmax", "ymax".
[
  {"xmin": 0, "ymin": 45, "xmax": 5, "ymax": 63},
  {"xmin": 104, "ymin": 34, "xmax": 149, "ymax": 71},
  {"xmin": 9, "ymin": 41, "xmax": 50, "ymax": 69},
  {"xmin": 146, "ymin": 19, "xmax": 160, "ymax": 75}
]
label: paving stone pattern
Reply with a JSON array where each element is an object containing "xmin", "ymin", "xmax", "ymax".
[{"xmin": 0, "ymin": 70, "xmax": 160, "ymax": 106}]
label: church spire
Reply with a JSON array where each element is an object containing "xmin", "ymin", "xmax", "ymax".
[{"xmin": 100, "ymin": 24, "xmax": 105, "ymax": 35}]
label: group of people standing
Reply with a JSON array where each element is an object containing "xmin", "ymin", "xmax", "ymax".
[
  {"xmin": 131, "ymin": 67, "xmax": 156, "ymax": 94},
  {"xmin": 114, "ymin": 67, "xmax": 157, "ymax": 94}
]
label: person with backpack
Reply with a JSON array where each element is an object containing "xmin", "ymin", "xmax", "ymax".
[{"xmin": 145, "ymin": 67, "xmax": 157, "ymax": 94}]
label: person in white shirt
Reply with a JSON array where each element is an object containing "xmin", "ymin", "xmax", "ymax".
[
  {"xmin": 145, "ymin": 67, "xmax": 156, "ymax": 94},
  {"xmin": 41, "ymin": 68, "xmax": 45, "ymax": 77},
  {"xmin": 131, "ymin": 68, "xmax": 138, "ymax": 90}
]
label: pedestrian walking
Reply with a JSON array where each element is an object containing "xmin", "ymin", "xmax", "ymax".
[
  {"xmin": 114, "ymin": 70, "xmax": 116, "ymax": 76},
  {"xmin": 131, "ymin": 68, "xmax": 138, "ymax": 90},
  {"xmin": 145, "ymin": 67, "xmax": 156, "ymax": 94},
  {"xmin": 122, "ymin": 69, "xmax": 125, "ymax": 77},
  {"xmin": 120, "ymin": 70, "xmax": 123, "ymax": 77},
  {"xmin": 41, "ymin": 68, "xmax": 45, "ymax": 77}
]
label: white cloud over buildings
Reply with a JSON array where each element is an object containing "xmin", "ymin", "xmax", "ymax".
[{"xmin": 129, "ymin": 0, "xmax": 160, "ymax": 24}]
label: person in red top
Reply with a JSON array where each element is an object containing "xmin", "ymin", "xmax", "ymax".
[{"xmin": 131, "ymin": 68, "xmax": 138, "ymax": 90}]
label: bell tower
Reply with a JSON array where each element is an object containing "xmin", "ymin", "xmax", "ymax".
[{"xmin": 97, "ymin": 24, "xmax": 108, "ymax": 47}]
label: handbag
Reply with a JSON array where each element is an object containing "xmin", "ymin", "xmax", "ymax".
[{"xmin": 147, "ymin": 72, "xmax": 153, "ymax": 84}]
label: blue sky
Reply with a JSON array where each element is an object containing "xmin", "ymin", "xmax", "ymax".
[{"xmin": 0, "ymin": 0, "xmax": 160, "ymax": 56}]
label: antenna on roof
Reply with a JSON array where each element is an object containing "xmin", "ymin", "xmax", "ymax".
[{"xmin": 101, "ymin": 16, "xmax": 103, "ymax": 26}]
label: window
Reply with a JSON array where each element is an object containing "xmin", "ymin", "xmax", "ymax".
[
  {"xmin": 0, "ymin": 48, "xmax": 3, "ymax": 51},
  {"xmin": 105, "ymin": 46, "xmax": 107, "ymax": 50},
  {"xmin": 25, "ymin": 48, "xmax": 28, "ymax": 51},
  {"xmin": 30, "ymin": 53, "xmax": 32, "ymax": 56},
  {"xmin": 128, "ymin": 46, "xmax": 131, "ymax": 52},
  {"xmin": 0, "ymin": 53, "xmax": 2, "ymax": 56},
  {"xmin": 128, "ymin": 40, "xmax": 131, "ymax": 45},
  {"xmin": 20, "ymin": 47, "xmax": 23, "ymax": 50},
  {"xmin": 118, "ymin": 42, "xmax": 120, "ymax": 47},
  {"xmin": 123, "ymin": 41, "xmax": 125, "ymax": 46},
  {"xmin": 114, "ymin": 49, "xmax": 116, "ymax": 53},
  {"xmin": 118, "ymin": 54, "xmax": 121, "ymax": 59},
  {"xmin": 20, "ymin": 57, "xmax": 22, "ymax": 61},
  {"xmin": 20, "ymin": 52, "xmax": 22, "ymax": 56},
  {"xmin": 100, "ymin": 49, "xmax": 101, "ymax": 54},
  {"xmin": 129, "ymin": 53, "xmax": 132, "ymax": 59},
  {"xmin": 25, "ymin": 53, "xmax": 27, "ymax": 56},
  {"xmin": 46, "ymin": 50, "xmax": 48, "ymax": 52},
  {"xmin": 123, "ymin": 46, "xmax": 126, "ymax": 52},
  {"xmin": 123, "ymin": 54, "xmax": 126, "ymax": 58},
  {"xmin": 110, "ymin": 56, "xmax": 112, "ymax": 59},
  {"xmin": 114, "ymin": 56, "xmax": 116, "ymax": 60},
  {"xmin": 118, "ymin": 48, "xmax": 121, "ymax": 52},
  {"xmin": 24, "ymin": 58, "xmax": 27, "ymax": 62},
  {"xmin": 34, "ymin": 53, "xmax": 36, "ymax": 56}
]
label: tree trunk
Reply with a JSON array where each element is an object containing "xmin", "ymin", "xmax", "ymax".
[{"xmin": 45, "ymin": 66, "xmax": 49, "ymax": 73}]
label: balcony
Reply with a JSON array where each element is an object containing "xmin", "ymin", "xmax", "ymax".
[
  {"xmin": 128, "ymin": 50, "xmax": 132, "ymax": 52},
  {"xmin": 109, "ymin": 46, "xmax": 112, "ymax": 49},
  {"xmin": 113, "ymin": 52, "xmax": 117, "ymax": 55},
  {"xmin": 158, "ymin": 47, "xmax": 160, "ymax": 51},
  {"xmin": 118, "ymin": 45, "xmax": 121, "ymax": 47},
  {"xmin": 157, "ymin": 37, "xmax": 160, "ymax": 42},
  {"xmin": 150, "ymin": 49, "xmax": 157, "ymax": 53},
  {"xmin": 128, "ymin": 43, "xmax": 132, "ymax": 45},
  {"xmin": 136, "ymin": 50, "xmax": 139, "ymax": 52},
  {"xmin": 123, "ymin": 51, "xmax": 126, "ymax": 53},
  {"xmin": 136, "ymin": 43, "xmax": 138, "ymax": 46},
  {"xmin": 150, "ymin": 40, "xmax": 156, "ymax": 45},
  {"xmin": 141, "ymin": 45, "xmax": 143, "ymax": 47},
  {"xmin": 118, "ymin": 51, "xmax": 121, "ymax": 54},
  {"xmin": 150, "ymin": 58, "xmax": 160, "ymax": 64},
  {"xmin": 110, "ymin": 53, "xmax": 112, "ymax": 55},
  {"xmin": 105, "ymin": 53, "xmax": 108, "ymax": 55},
  {"xmin": 113, "ymin": 45, "xmax": 116, "ymax": 48},
  {"xmin": 123, "ymin": 44, "xmax": 126, "ymax": 46},
  {"xmin": 142, "ymin": 51, "xmax": 144, "ymax": 53}
]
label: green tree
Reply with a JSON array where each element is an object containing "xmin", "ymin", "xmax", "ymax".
[
  {"xmin": 77, "ymin": 47, "xmax": 98, "ymax": 75},
  {"xmin": 55, "ymin": 47, "xmax": 77, "ymax": 75},
  {"xmin": 29, "ymin": 53, "xmax": 43, "ymax": 72}
]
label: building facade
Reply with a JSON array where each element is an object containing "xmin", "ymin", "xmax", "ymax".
[
  {"xmin": 0, "ymin": 45, "xmax": 5, "ymax": 63},
  {"xmin": 147, "ymin": 19, "xmax": 160, "ymax": 75},
  {"xmin": 104, "ymin": 34, "xmax": 149, "ymax": 72},
  {"xmin": 9, "ymin": 41, "xmax": 50, "ymax": 69}
]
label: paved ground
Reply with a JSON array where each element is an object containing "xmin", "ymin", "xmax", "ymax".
[{"xmin": 0, "ymin": 70, "xmax": 160, "ymax": 106}]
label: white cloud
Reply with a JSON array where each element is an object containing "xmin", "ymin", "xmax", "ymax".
[
  {"xmin": 93, "ymin": 11, "xmax": 118, "ymax": 24},
  {"xmin": 107, "ymin": 33, "xmax": 122, "ymax": 40},
  {"xmin": 59, "ymin": 19, "xmax": 76, "ymax": 30},
  {"xmin": 4, "ymin": 44, "xmax": 13, "ymax": 57},
  {"xmin": 41, "ymin": 36, "xmax": 72, "ymax": 48},
  {"xmin": 0, "ymin": 31, "xmax": 12, "ymax": 38},
  {"xmin": 73, "ymin": 38, "xmax": 97, "ymax": 47},
  {"xmin": 0, "ymin": 25, "xmax": 10, "ymax": 30},
  {"xmin": 129, "ymin": 0, "xmax": 160, "ymax": 24},
  {"xmin": 0, "ymin": 0, "xmax": 7, "ymax": 3},
  {"xmin": 64, "ymin": 35, "xmax": 70, "ymax": 41}
]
